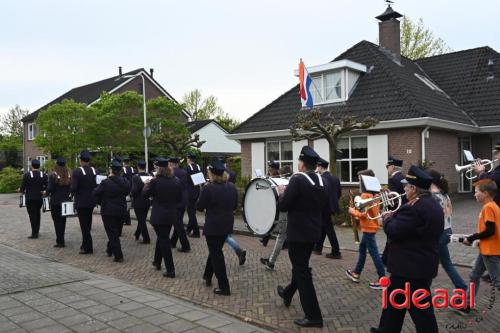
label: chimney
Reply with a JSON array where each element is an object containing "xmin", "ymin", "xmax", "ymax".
[
  {"xmin": 376, "ymin": 5, "xmax": 403, "ymax": 62},
  {"xmin": 149, "ymin": 68, "xmax": 154, "ymax": 78},
  {"xmin": 118, "ymin": 66, "xmax": 122, "ymax": 76}
]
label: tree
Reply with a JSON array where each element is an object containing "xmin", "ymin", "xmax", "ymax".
[
  {"xmin": 290, "ymin": 108, "xmax": 378, "ymax": 175},
  {"xmin": 148, "ymin": 97, "xmax": 205, "ymax": 157},
  {"xmin": 182, "ymin": 89, "xmax": 223, "ymax": 121},
  {"xmin": 0, "ymin": 105, "xmax": 29, "ymax": 138},
  {"xmin": 401, "ymin": 16, "xmax": 452, "ymax": 60},
  {"xmin": 215, "ymin": 112, "xmax": 241, "ymax": 132}
]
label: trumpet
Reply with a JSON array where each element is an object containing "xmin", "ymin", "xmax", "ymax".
[
  {"xmin": 354, "ymin": 191, "xmax": 406, "ymax": 220},
  {"xmin": 455, "ymin": 159, "xmax": 498, "ymax": 180}
]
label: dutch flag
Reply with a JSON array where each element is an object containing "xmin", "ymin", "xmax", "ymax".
[{"xmin": 299, "ymin": 59, "xmax": 314, "ymax": 108}]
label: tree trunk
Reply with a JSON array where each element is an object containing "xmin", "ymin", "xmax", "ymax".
[{"xmin": 328, "ymin": 140, "xmax": 339, "ymax": 176}]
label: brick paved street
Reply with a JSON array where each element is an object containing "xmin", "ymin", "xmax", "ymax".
[{"xmin": 1, "ymin": 193, "xmax": 499, "ymax": 332}]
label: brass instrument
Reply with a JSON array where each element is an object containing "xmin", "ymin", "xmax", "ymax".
[
  {"xmin": 354, "ymin": 191, "xmax": 406, "ymax": 220},
  {"xmin": 455, "ymin": 159, "xmax": 498, "ymax": 180},
  {"xmin": 349, "ymin": 190, "xmax": 360, "ymax": 244}
]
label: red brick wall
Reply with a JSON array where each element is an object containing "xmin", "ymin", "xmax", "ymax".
[
  {"xmin": 426, "ymin": 129, "xmax": 460, "ymax": 193},
  {"xmin": 240, "ymin": 140, "xmax": 252, "ymax": 177}
]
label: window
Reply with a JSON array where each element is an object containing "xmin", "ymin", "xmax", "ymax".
[
  {"xmin": 28, "ymin": 123, "xmax": 36, "ymax": 141},
  {"xmin": 36, "ymin": 156, "xmax": 48, "ymax": 167},
  {"xmin": 310, "ymin": 70, "xmax": 343, "ymax": 104},
  {"xmin": 336, "ymin": 136, "xmax": 368, "ymax": 183},
  {"xmin": 266, "ymin": 140, "xmax": 293, "ymax": 172}
]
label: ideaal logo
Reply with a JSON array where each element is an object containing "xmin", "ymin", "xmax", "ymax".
[{"xmin": 379, "ymin": 277, "xmax": 475, "ymax": 310}]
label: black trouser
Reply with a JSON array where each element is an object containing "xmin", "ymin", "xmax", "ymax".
[
  {"xmin": 377, "ymin": 276, "xmax": 438, "ymax": 333},
  {"xmin": 134, "ymin": 207, "xmax": 150, "ymax": 241},
  {"xmin": 76, "ymin": 208, "xmax": 93, "ymax": 252},
  {"xmin": 153, "ymin": 224, "xmax": 175, "ymax": 273},
  {"xmin": 186, "ymin": 197, "xmax": 200, "ymax": 236},
  {"xmin": 102, "ymin": 215, "xmax": 123, "ymax": 259},
  {"xmin": 315, "ymin": 215, "xmax": 340, "ymax": 254},
  {"xmin": 282, "ymin": 242, "xmax": 322, "ymax": 321},
  {"xmin": 204, "ymin": 235, "xmax": 230, "ymax": 291},
  {"xmin": 122, "ymin": 209, "xmax": 131, "ymax": 225},
  {"xmin": 50, "ymin": 204, "xmax": 66, "ymax": 245},
  {"xmin": 170, "ymin": 207, "xmax": 190, "ymax": 249},
  {"xmin": 26, "ymin": 200, "xmax": 42, "ymax": 236}
]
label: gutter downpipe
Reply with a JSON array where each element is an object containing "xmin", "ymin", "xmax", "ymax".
[{"xmin": 421, "ymin": 126, "xmax": 430, "ymax": 163}]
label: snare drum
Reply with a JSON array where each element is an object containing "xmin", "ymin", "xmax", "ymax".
[
  {"xmin": 61, "ymin": 201, "xmax": 77, "ymax": 217},
  {"xmin": 42, "ymin": 197, "xmax": 51, "ymax": 212},
  {"xmin": 242, "ymin": 177, "xmax": 289, "ymax": 235}
]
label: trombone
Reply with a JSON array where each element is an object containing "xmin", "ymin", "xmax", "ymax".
[
  {"xmin": 354, "ymin": 191, "xmax": 406, "ymax": 220},
  {"xmin": 455, "ymin": 159, "xmax": 498, "ymax": 180}
]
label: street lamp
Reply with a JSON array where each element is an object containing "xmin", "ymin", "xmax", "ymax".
[{"xmin": 117, "ymin": 72, "xmax": 150, "ymax": 172}]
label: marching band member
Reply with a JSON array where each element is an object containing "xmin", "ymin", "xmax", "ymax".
[
  {"xmin": 371, "ymin": 166, "xmax": 443, "ymax": 333},
  {"xmin": 276, "ymin": 146, "xmax": 326, "ymax": 328},
  {"xmin": 131, "ymin": 160, "xmax": 151, "ymax": 244},
  {"xmin": 143, "ymin": 157, "xmax": 182, "ymax": 278},
  {"xmin": 260, "ymin": 160, "xmax": 281, "ymax": 247},
  {"xmin": 314, "ymin": 157, "xmax": 342, "ymax": 259},
  {"xmin": 169, "ymin": 157, "xmax": 191, "ymax": 252},
  {"xmin": 386, "ymin": 156, "xmax": 407, "ymax": 204},
  {"xmin": 260, "ymin": 165, "xmax": 292, "ymax": 270},
  {"xmin": 19, "ymin": 159, "xmax": 47, "ymax": 239},
  {"xmin": 71, "ymin": 150, "xmax": 97, "ymax": 254},
  {"xmin": 221, "ymin": 157, "xmax": 237, "ymax": 184},
  {"xmin": 463, "ymin": 179, "xmax": 500, "ymax": 297},
  {"xmin": 346, "ymin": 169, "xmax": 385, "ymax": 289},
  {"xmin": 93, "ymin": 159, "xmax": 131, "ymax": 262},
  {"xmin": 185, "ymin": 153, "xmax": 202, "ymax": 238},
  {"xmin": 45, "ymin": 157, "xmax": 70, "ymax": 247},
  {"xmin": 472, "ymin": 140, "xmax": 500, "ymax": 206},
  {"xmin": 427, "ymin": 170, "xmax": 468, "ymax": 300},
  {"xmin": 197, "ymin": 160, "xmax": 238, "ymax": 295},
  {"xmin": 121, "ymin": 156, "xmax": 135, "ymax": 226}
]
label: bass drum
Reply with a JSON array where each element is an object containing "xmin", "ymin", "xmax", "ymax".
[{"xmin": 243, "ymin": 177, "xmax": 289, "ymax": 235}]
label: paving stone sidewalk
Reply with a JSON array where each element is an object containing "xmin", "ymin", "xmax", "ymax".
[{"xmin": 0, "ymin": 244, "xmax": 273, "ymax": 333}]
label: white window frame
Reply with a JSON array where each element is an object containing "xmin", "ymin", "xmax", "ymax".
[
  {"xmin": 337, "ymin": 135, "xmax": 369, "ymax": 184},
  {"xmin": 36, "ymin": 156, "xmax": 48, "ymax": 167},
  {"xmin": 310, "ymin": 69, "xmax": 345, "ymax": 106},
  {"xmin": 27, "ymin": 123, "xmax": 35, "ymax": 141},
  {"xmin": 265, "ymin": 139, "xmax": 293, "ymax": 172}
]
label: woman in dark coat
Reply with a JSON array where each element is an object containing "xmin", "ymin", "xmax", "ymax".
[
  {"xmin": 197, "ymin": 160, "xmax": 238, "ymax": 295},
  {"xmin": 143, "ymin": 158, "xmax": 182, "ymax": 278},
  {"xmin": 45, "ymin": 157, "xmax": 71, "ymax": 247},
  {"xmin": 93, "ymin": 159, "xmax": 131, "ymax": 262}
]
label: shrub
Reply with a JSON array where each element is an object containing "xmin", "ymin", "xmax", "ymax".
[{"xmin": 0, "ymin": 167, "xmax": 22, "ymax": 193}]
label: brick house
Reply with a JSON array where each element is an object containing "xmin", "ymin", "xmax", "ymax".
[
  {"xmin": 227, "ymin": 5, "xmax": 500, "ymax": 194},
  {"xmin": 21, "ymin": 67, "xmax": 189, "ymax": 170}
]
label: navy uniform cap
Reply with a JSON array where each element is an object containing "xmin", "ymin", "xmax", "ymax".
[
  {"xmin": 317, "ymin": 157, "xmax": 329, "ymax": 168},
  {"xmin": 400, "ymin": 165, "xmax": 433, "ymax": 189},
  {"xmin": 209, "ymin": 160, "xmax": 226, "ymax": 176},
  {"xmin": 156, "ymin": 157, "xmax": 169, "ymax": 167},
  {"xmin": 31, "ymin": 159, "xmax": 40, "ymax": 168},
  {"xmin": 137, "ymin": 160, "xmax": 146, "ymax": 168},
  {"xmin": 387, "ymin": 156, "xmax": 403, "ymax": 167},
  {"xmin": 79, "ymin": 150, "xmax": 92, "ymax": 162},
  {"xmin": 169, "ymin": 157, "xmax": 180, "ymax": 164},
  {"xmin": 268, "ymin": 160, "xmax": 280, "ymax": 170},
  {"xmin": 187, "ymin": 153, "xmax": 197, "ymax": 160},
  {"xmin": 122, "ymin": 156, "xmax": 130, "ymax": 162},
  {"xmin": 494, "ymin": 140, "xmax": 500, "ymax": 152},
  {"xmin": 56, "ymin": 157, "xmax": 66, "ymax": 166},
  {"xmin": 110, "ymin": 159, "xmax": 122, "ymax": 170},
  {"xmin": 298, "ymin": 146, "xmax": 320, "ymax": 165}
]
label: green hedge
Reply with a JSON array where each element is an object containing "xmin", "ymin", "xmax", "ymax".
[{"xmin": 0, "ymin": 167, "xmax": 22, "ymax": 193}]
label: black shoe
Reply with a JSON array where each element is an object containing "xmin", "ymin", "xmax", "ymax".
[
  {"xmin": 177, "ymin": 247, "xmax": 191, "ymax": 253},
  {"xmin": 370, "ymin": 328, "xmax": 382, "ymax": 333},
  {"xmin": 113, "ymin": 257, "xmax": 124, "ymax": 263},
  {"xmin": 152, "ymin": 261, "xmax": 161, "ymax": 271},
  {"xmin": 325, "ymin": 252, "xmax": 342, "ymax": 259},
  {"xmin": 28, "ymin": 234, "xmax": 38, "ymax": 239},
  {"xmin": 260, "ymin": 236, "xmax": 270, "ymax": 247},
  {"xmin": 294, "ymin": 318, "xmax": 323, "ymax": 328},
  {"xmin": 238, "ymin": 250, "xmax": 247, "ymax": 266},
  {"xmin": 140, "ymin": 240, "xmax": 150, "ymax": 244},
  {"xmin": 106, "ymin": 249, "xmax": 112, "ymax": 257},
  {"xmin": 260, "ymin": 258, "xmax": 275, "ymax": 270},
  {"xmin": 53, "ymin": 244, "xmax": 65, "ymax": 248},
  {"xmin": 79, "ymin": 250, "xmax": 93, "ymax": 255},
  {"xmin": 134, "ymin": 234, "xmax": 140, "ymax": 241},
  {"xmin": 163, "ymin": 271, "xmax": 175, "ymax": 278},
  {"xmin": 171, "ymin": 244, "xmax": 177, "ymax": 249},
  {"xmin": 203, "ymin": 277, "xmax": 212, "ymax": 286},
  {"xmin": 277, "ymin": 286, "xmax": 292, "ymax": 307},
  {"xmin": 213, "ymin": 288, "xmax": 230, "ymax": 296}
]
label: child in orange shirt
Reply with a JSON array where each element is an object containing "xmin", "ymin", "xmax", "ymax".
[
  {"xmin": 465, "ymin": 179, "xmax": 500, "ymax": 296},
  {"xmin": 346, "ymin": 169, "xmax": 386, "ymax": 289}
]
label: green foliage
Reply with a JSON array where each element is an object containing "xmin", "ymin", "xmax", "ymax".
[
  {"xmin": 0, "ymin": 135, "xmax": 22, "ymax": 167},
  {"xmin": 335, "ymin": 195, "xmax": 353, "ymax": 226},
  {"xmin": 0, "ymin": 105, "xmax": 29, "ymax": 137},
  {"xmin": 182, "ymin": 89, "xmax": 222, "ymax": 120},
  {"xmin": 215, "ymin": 113, "xmax": 241, "ymax": 132},
  {"xmin": 401, "ymin": 16, "xmax": 452, "ymax": 60},
  {"xmin": 0, "ymin": 167, "xmax": 22, "ymax": 193}
]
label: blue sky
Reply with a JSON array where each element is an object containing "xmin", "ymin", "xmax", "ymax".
[{"xmin": 1, "ymin": 0, "xmax": 499, "ymax": 122}]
